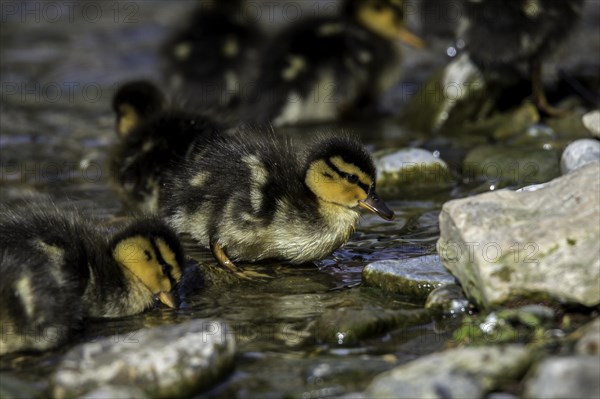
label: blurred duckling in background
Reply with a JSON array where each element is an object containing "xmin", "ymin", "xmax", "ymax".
[
  {"xmin": 0, "ymin": 205, "xmax": 186, "ymax": 355},
  {"xmin": 110, "ymin": 80, "xmax": 222, "ymax": 212},
  {"xmin": 161, "ymin": 0, "xmax": 262, "ymax": 109},
  {"xmin": 161, "ymin": 132, "xmax": 394, "ymax": 278},
  {"xmin": 247, "ymin": 0, "xmax": 424, "ymax": 126},
  {"xmin": 458, "ymin": 0, "xmax": 585, "ymax": 115}
]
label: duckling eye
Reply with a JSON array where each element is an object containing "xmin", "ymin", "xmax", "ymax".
[
  {"xmin": 345, "ymin": 174, "xmax": 359, "ymax": 184},
  {"xmin": 144, "ymin": 250, "xmax": 152, "ymax": 261}
]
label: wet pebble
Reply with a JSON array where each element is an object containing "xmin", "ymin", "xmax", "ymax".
[
  {"xmin": 52, "ymin": 320, "xmax": 236, "ymax": 399},
  {"xmin": 364, "ymin": 345, "xmax": 532, "ymax": 399},
  {"xmin": 560, "ymin": 138, "xmax": 600, "ymax": 174},
  {"xmin": 523, "ymin": 356, "xmax": 600, "ymax": 399},
  {"xmin": 425, "ymin": 284, "xmax": 469, "ymax": 314},
  {"xmin": 574, "ymin": 318, "xmax": 600, "ymax": 355},
  {"xmin": 363, "ymin": 255, "xmax": 457, "ymax": 298}
]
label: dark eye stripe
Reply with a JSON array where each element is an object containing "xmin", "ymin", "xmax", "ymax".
[
  {"xmin": 150, "ymin": 239, "xmax": 177, "ymax": 284},
  {"xmin": 325, "ymin": 158, "xmax": 371, "ymax": 193}
]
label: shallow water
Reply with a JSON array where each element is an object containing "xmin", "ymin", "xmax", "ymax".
[{"xmin": 0, "ymin": 1, "xmax": 536, "ymax": 397}]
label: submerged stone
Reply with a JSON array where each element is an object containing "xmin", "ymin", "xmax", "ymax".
[
  {"xmin": 364, "ymin": 345, "xmax": 532, "ymax": 398},
  {"xmin": 52, "ymin": 320, "xmax": 236, "ymax": 399},
  {"xmin": 375, "ymin": 148, "xmax": 453, "ymax": 198},
  {"xmin": 313, "ymin": 307, "xmax": 432, "ymax": 346},
  {"xmin": 463, "ymin": 144, "xmax": 561, "ymax": 187},
  {"xmin": 523, "ymin": 356, "xmax": 600, "ymax": 399},
  {"xmin": 363, "ymin": 255, "xmax": 456, "ymax": 298},
  {"xmin": 438, "ymin": 162, "xmax": 600, "ymax": 310}
]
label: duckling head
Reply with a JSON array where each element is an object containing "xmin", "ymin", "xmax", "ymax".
[
  {"xmin": 112, "ymin": 80, "xmax": 165, "ymax": 138},
  {"xmin": 304, "ymin": 137, "xmax": 394, "ymax": 220},
  {"xmin": 110, "ymin": 219, "xmax": 184, "ymax": 308},
  {"xmin": 343, "ymin": 0, "xmax": 425, "ymax": 48}
]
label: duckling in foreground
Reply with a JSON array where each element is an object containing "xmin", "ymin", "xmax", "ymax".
[
  {"xmin": 458, "ymin": 0, "xmax": 585, "ymax": 115},
  {"xmin": 0, "ymin": 205, "xmax": 185, "ymax": 355},
  {"xmin": 247, "ymin": 0, "xmax": 424, "ymax": 126},
  {"xmin": 161, "ymin": 132, "xmax": 394, "ymax": 276},
  {"xmin": 110, "ymin": 80, "xmax": 222, "ymax": 212}
]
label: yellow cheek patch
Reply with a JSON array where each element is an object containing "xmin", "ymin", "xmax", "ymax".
[
  {"xmin": 329, "ymin": 156, "xmax": 373, "ymax": 188},
  {"xmin": 113, "ymin": 236, "xmax": 168, "ymax": 294},
  {"xmin": 155, "ymin": 238, "xmax": 182, "ymax": 281},
  {"xmin": 306, "ymin": 160, "xmax": 368, "ymax": 207},
  {"xmin": 118, "ymin": 104, "xmax": 140, "ymax": 138}
]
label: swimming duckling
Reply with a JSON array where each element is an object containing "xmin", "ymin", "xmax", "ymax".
[
  {"xmin": 161, "ymin": 132, "xmax": 394, "ymax": 277},
  {"xmin": 110, "ymin": 80, "xmax": 222, "ymax": 212},
  {"xmin": 458, "ymin": 0, "xmax": 585, "ymax": 115},
  {"xmin": 161, "ymin": 0, "xmax": 262, "ymax": 109},
  {"xmin": 0, "ymin": 205, "xmax": 185, "ymax": 355},
  {"xmin": 246, "ymin": 0, "xmax": 424, "ymax": 126}
]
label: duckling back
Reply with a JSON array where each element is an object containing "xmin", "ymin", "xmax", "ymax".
[
  {"xmin": 247, "ymin": 16, "xmax": 399, "ymax": 126},
  {"xmin": 161, "ymin": 0, "xmax": 262, "ymax": 109},
  {"xmin": 0, "ymin": 206, "xmax": 93, "ymax": 354},
  {"xmin": 459, "ymin": 0, "xmax": 584, "ymax": 67},
  {"xmin": 110, "ymin": 81, "xmax": 222, "ymax": 212}
]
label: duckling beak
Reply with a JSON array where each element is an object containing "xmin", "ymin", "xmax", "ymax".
[
  {"xmin": 158, "ymin": 291, "xmax": 177, "ymax": 309},
  {"xmin": 396, "ymin": 28, "xmax": 426, "ymax": 49},
  {"xmin": 359, "ymin": 192, "xmax": 395, "ymax": 220}
]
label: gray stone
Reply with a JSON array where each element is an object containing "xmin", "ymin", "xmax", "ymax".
[
  {"xmin": 0, "ymin": 374, "xmax": 47, "ymax": 399},
  {"xmin": 80, "ymin": 385, "xmax": 149, "ymax": 399},
  {"xmin": 52, "ymin": 320, "xmax": 236, "ymax": 399},
  {"xmin": 583, "ymin": 110, "xmax": 600, "ymax": 138},
  {"xmin": 438, "ymin": 162, "xmax": 600, "ymax": 310},
  {"xmin": 523, "ymin": 356, "xmax": 600, "ymax": 399},
  {"xmin": 425, "ymin": 284, "xmax": 470, "ymax": 314},
  {"xmin": 375, "ymin": 148, "xmax": 452, "ymax": 197},
  {"xmin": 463, "ymin": 145, "xmax": 561, "ymax": 187},
  {"xmin": 560, "ymin": 138, "xmax": 600, "ymax": 174},
  {"xmin": 574, "ymin": 318, "xmax": 600, "ymax": 355},
  {"xmin": 364, "ymin": 345, "xmax": 532, "ymax": 399},
  {"xmin": 363, "ymin": 256, "xmax": 457, "ymax": 298}
]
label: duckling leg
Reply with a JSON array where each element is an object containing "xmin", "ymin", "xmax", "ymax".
[
  {"xmin": 209, "ymin": 241, "xmax": 271, "ymax": 281},
  {"xmin": 531, "ymin": 59, "xmax": 568, "ymax": 117}
]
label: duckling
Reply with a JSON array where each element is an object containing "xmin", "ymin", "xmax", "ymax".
[
  {"xmin": 246, "ymin": 0, "xmax": 424, "ymax": 126},
  {"xmin": 457, "ymin": 0, "xmax": 585, "ymax": 115},
  {"xmin": 160, "ymin": 132, "xmax": 394, "ymax": 277},
  {"xmin": 161, "ymin": 0, "xmax": 262, "ymax": 109},
  {"xmin": 110, "ymin": 80, "xmax": 222, "ymax": 212},
  {"xmin": 0, "ymin": 205, "xmax": 185, "ymax": 355}
]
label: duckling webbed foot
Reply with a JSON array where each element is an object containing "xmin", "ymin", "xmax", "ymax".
[{"xmin": 210, "ymin": 241, "xmax": 270, "ymax": 281}]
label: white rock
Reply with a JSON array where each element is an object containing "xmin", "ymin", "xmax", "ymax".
[
  {"xmin": 524, "ymin": 356, "xmax": 600, "ymax": 399},
  {"xmin": 438, "ymin": 162, "xmax": 600, "ymax": 309},
  {"xmin": 560, "ymin": 138, "xmax": 600, "ymax": 174},
  {"xmin": 582, "ymin": 110, "xmax": 600, "ymax": 138}
]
